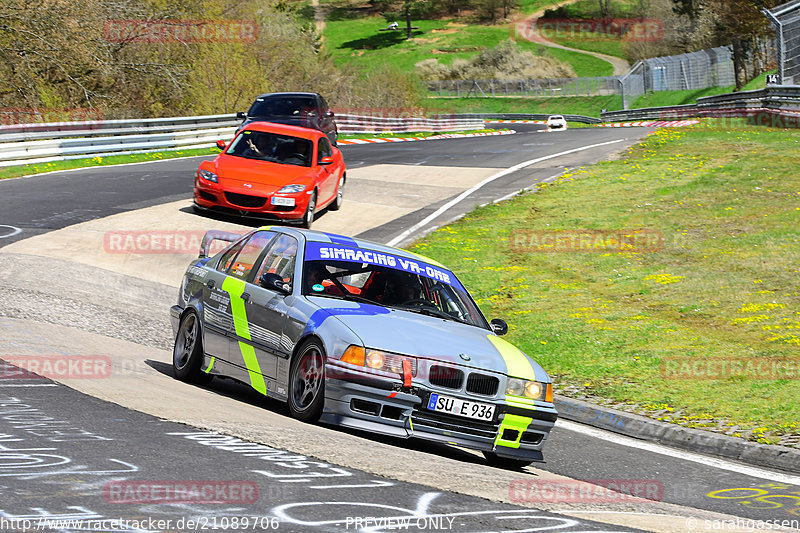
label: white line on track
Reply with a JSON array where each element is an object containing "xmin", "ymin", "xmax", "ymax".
[
  {"xmin": 0, "ymin": 225, "xmax": 22, "ymax": 239},
  {"xmin": 386, "ymin": 138, "xmax": 630, "ymax": 246},
  {"xmin": 558, "ymin": 419, "xmax": 800, "ymax": 485},
  {"xmin": 0, "ymin": 383, "xmax": 58, "ymax": 387}
]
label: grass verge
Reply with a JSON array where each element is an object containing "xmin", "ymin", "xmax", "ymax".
[
  {"xmin": 0, "ymin": 147, "xmax": 218, "ymax": 180},
  {"xmin": 340, "ymin": 128, "xmax": 506, "ymax": 139},
  {"xmin": 408, "ymin": 122, "xmax": 800, "ymax": 444},
  {"xmin": 323, "ymin": 16, "xmax": 614, "ymax": 77},
  {"xmin": 422, "ymin": 95, "xmax": 624, "ymax": 116}
]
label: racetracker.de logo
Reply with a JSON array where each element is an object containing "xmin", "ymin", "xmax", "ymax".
[
  {"xmin": 103, "ymin": 230, "xmax": 240, "ymax": 255},
  {"xmin": 103, "ymin": 19, "xmax": 258, "ymax": 43},
  {"xmin": 509, "ymin": 479, "xmax": 664, "ymax": 504},
  {"xmin": 0, "ymin": 356, "xmax": 112, "ymax": 380},
  {"xmin": 514, "ymin": 18, "xmax": 664, "ymax": 43},
  {"xmin": 509, "ymin": 229, "xmax": 664, "ymax": 253},
  {"xmin": 103, "ymin": 480, "xmax": 258, "ymax": 504},
  {"xmin": 661, "ymin": 358, "xmax": 800, "ymax": 380}
]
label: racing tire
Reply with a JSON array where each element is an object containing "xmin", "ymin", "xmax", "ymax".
[
  {"xmin": 301, "ymin": 191, "xmax": 317, "ymax": 229},
  {"xmin": 482, "ymin": 451, "xmax": 533, "ymax": 470},
  {"xmin": 329, "ymin": 175, "xmax": 345, "ymax": 211},
  {"xmin": 173, "ymin": 311, "xmax": 213, "ymax": 385},
  {"xmin": 288, "ymin": 339, "xmax": 326, "ymax": 422}
]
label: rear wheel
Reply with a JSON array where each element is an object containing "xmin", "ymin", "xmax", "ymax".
[
  {"xmin": 329, "ymin": 175, "xmax": 345, "ymax": 211},
  {"xmin": 301, "ymin": 191, "xmax": 317, "ymax": 229},
  {"xmin": 288, "ymin": 339, "xmax": 326, "ymax": 422},
  {"xmin": 482, "ymin": 451, "xmax": 532, "ymax": 470},
  {"xmin": 173, "ymin": 311, "xmax": 213, "ymax": 385}
]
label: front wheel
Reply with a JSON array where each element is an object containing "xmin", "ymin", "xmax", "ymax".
[
  {"xmin": 482, "ymin": 451, "xmax": 532, "ymax": 470},
  {"xmin": 288, "ymin": 339, "xmax": 326, "ymax": 422},
  {"xmin": 173, "ymin": 311, "xmax": 212, "ymax": 385},
  {"xmin": 301, "ymin": 191, "xmax": 317, "ymax": 229},
  {"xmin": 329, "ymin": 175, "xmax": 345, "ymax": 211}
]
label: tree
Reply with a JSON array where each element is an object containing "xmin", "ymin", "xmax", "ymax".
[{"xmin": 671, "ymin": 0, "xmax": 778, "ymax": 90}]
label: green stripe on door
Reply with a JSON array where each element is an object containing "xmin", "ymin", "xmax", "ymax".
[{"xmin": 222, "ymin": 277, "xmax": 267, "ymax": 395}]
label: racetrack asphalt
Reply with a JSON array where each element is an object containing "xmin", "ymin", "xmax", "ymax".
[{"xmin": 1, "ymin": 124, "xmax": 799, "ymax": 532}]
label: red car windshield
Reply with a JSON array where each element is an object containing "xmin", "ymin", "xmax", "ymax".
[{"xmin": 226, "ymin": 131, "xmax": 313, "ymax": 167}]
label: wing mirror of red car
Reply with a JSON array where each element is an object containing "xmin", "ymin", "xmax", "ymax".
[
  {"xmin": 490, "ymin": 318, "xmax": 508, "ymax": 336},
  {"xmin": 215, "ymin": 140, "xmax": 227, "ymax": 151},
  {"xmin": 319, "ymin": 156, "xmax": 334, "ymax": 165}
]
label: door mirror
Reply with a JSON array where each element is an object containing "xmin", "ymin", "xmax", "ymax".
[
  {"xmin": 236, "ymin": 111, "xmax": 246, "ymax": 120},
  {"xmin": 259, "ymin": 272, "xmax": 291, "ymax": 294},
  {"xmin": 490, "ymin": 318, "xmax": 508, "ymax": 336},
  {"xmin": 326, "ymin": 110, "xmax": 335, "ymax": 118},
  {"xmin": 319, "ymin": 156, "xmax": 334, "ymax": 166},
  {"xmin": 215, "ymin": 140, "xmax": 227, "ymax": 151}
]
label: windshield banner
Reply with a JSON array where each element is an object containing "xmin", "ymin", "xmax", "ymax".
[{"xmin": 304, "ymin": 242, "xmax": 464, "ymax": 291}]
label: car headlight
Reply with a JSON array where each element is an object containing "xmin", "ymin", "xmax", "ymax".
[
  {"xmin": 340, "ymin": 346, "xmax": 417, "ymax": 377},
  {"xmin": 506, "ymin": 378, "xmax": 551, "ymax": 401},
  {"xmin": 278, "ymin": 184, "xmax": 305, "ymax": 194},
  {"xmin": 199, "ymin": 169, "xmax": 218, "ymax": 183}
]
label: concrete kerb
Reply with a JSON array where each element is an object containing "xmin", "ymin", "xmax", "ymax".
[{"xmin": 554, "ymin": 394, "xmax": 800, "ymax": 473}]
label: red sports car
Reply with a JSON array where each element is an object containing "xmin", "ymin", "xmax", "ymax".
[{"xmin": 193, "ymin": 122, "xmax": 346, "ymax": 228}]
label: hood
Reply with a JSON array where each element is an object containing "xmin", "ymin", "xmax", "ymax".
[
  {"xmin": 214, "ymin": 155, "xmax": 312, "ymax": 189},
  {"xmin": 307, "ymin": 297, "xmax": 549, "ymax": 381}
]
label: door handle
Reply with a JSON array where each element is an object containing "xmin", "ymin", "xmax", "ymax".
[{"xmin": 207, "ymin": 280, "xmax": 216, "ymax": 289}]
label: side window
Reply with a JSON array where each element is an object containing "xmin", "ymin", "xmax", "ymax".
[
  {"xmin": 255, "ymin": 235, "xmax": 299, "ymax": 286},
  {"xmin": 318, "ymin": 137, "xmax": 332, "ymax": 162},
  {"xmin": 218, "ymin": 231, "xmax": 276, "ymax": 279}
]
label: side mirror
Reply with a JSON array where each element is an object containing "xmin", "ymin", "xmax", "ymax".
[
  {"xmin": 236, "ymin": 111, "xmax": 246, "ymax": 120},
  {"xmin": 490, "ymin": 318, "xmax": 508, "ymax": 336},
  {"xmin": 326, "ymin": 110, "xmax": 335, "ymax": 118},
  {"xmin": 319, "ymin": 156, "xmax": 334, "ymax": 166},
  {"xmin": 215, "ymin": 140, "xmax": 226, "ymax": 151},
  {"xmin": 259, "ymin": 272, "xmax": 291, "ymax": 294}
]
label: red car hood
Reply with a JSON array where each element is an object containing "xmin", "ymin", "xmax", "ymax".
[{"xmin": 214, "ymin": 155, "xmax": 313, "ymax": 192}]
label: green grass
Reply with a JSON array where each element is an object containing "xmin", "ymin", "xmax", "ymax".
[
  {"xmin": 422, "ymin": 95, "xmax": 624, "ymax": 116},
  {"xmin": 323, "ymin": 16, "xmax": 614, "ymax": 77},
  {"xmin": 0, "ymin": 147, "xmax": 218, "ymax": 180},
  {"xmin": 408, "ymin": 123, "xmax": 800, "ymax": 442}
]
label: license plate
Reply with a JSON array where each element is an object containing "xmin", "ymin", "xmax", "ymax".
[
  {"xmin": 271, "ymin": 197, "xmax": 295, "ymax": 206},
  {"xmin": 427, "ymin": 393, "xmax": 495, "ymax": 421}
]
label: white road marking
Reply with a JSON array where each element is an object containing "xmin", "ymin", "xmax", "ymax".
[
  {"xmin": 0, "ymin": 383, "xmax": 58, "ymax": 387},
  {"xmin": 0, "ymin": 225, "xmax": 22, "ymax": 239},
  {"xmin": 386, "ymin": 138, "xmax": 630, "ymax": 246},
  {"xmin": 558, "ymin": 419, "xmax": 800, "ymax": 485}
]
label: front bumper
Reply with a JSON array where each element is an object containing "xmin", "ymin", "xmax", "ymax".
[
  {"xmin": 193, "ymin": 178, "xmax": 310, "ymax": 222},
  {"xmin": 321, "ymin": 362, "xmax": 557, "ymax": 462}
]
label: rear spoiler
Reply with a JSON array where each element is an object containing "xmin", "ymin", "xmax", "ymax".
[{"xmin": 199, "ymin": 230, "xmax": 243, "ymax": 259}]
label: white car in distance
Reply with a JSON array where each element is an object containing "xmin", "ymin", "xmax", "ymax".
[{"xmin": 546, "ymin": 115, "xmax": 568, "ymax": 131}]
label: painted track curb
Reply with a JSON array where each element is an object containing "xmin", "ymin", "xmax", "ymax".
[
  {"xmin": 337, "ymin": 129, "xmax": 515, "ymax": 145},
  {"xmin": 554, "ymin": 394, "xmax": 800, "ymax": 473}
]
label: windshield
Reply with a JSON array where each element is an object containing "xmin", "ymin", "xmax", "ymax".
[
  {"xmin": 248, "ymin": 96, "xmax": 317, "ymax": 117},
  {"xmin": 301, "ymin": 243, "xmax": 489, "ymax": 329},
  {"xmin": 225, "ymin": 130, "xmax": 312, "ymax": 167}
]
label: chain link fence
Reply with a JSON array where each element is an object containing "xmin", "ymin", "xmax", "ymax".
[
  {"xmin": 426, "ymin": 46, "xmax": 736, "ymax": 109},
  {"xmin": 764, "ymin": 0, "xmax": 800, "ymax": 85}
]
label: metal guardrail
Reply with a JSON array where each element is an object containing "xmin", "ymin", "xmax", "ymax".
[
  {"xmin": 0, "ymin": 113, "xmax": 486, "ymax": 167},
  {"xmin": 440, "ymin": 112, "xmax": 601, "ymax": 124},
  {"xmin": 600, "ymin": 86, "xmax": 800, "ymax": 122}
]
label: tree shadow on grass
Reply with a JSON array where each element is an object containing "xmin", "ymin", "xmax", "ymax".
[{"xmin": 339, "ymin": 29, "xmax": 424, "ymax": 51}]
